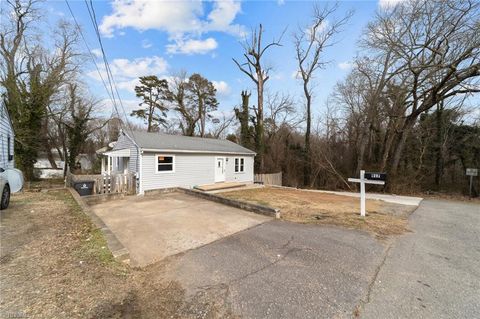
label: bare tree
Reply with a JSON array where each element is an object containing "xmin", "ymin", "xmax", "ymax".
[
  {"xmin": 233, "ymin": 24, "xmax": 284, "ymax": 172},
  {"xmin": 209, "ymin": 112, "xmax": 236, "ymax": 139},
  {"xmin": 293, "ymin": 3, "xmax": 352, "ymax": 186},
  {"xmin": 365, "ymin": 0, "xmax": 480, "ymax": 176},
  {"xmin": 265, "ymin": 92, "xmax": 300, "ymax": 136},
  {"xmin": 0, "ymin": 0, "xmax": 80, "ymax": 179}
]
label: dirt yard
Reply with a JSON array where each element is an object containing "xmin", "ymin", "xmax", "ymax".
[
  {"xmin": 220, "ymin": 187, "xmax": 416, "ymax": 238},
  {"xmin": 0, "ymin": 189, "xmax": 235, "ymax": 319}
]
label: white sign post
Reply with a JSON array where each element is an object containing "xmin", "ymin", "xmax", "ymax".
[
  {"xmin": 466, "ymin": 168, "xmax": 478, "ymax": 198},
  {"xmin": 348, "ymin": 170, "xmax": 385, "ymax": 217}
]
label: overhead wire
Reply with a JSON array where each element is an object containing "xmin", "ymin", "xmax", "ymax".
[
  {"xmin": 84, "ymin": 0, "xmax": 135, "ymax": 135},
  {"xmin": 64, "ymin": 0, "xmax": 121, "ymax": 122},
  {"xmin": 64, "ymin": 0, "xmax": 135, "ymax": 135}
]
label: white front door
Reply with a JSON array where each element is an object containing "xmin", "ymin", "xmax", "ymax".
[{"xmin": 215, "ymin": 157, "xmax": 226, "ymax": 182}]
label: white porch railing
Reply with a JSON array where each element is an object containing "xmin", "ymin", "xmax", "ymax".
[{"xmin": 66, "ymin": 172, "xmax": 136, "ymax": 195}]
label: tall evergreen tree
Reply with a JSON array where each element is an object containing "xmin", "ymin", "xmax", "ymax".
[{"xmin": 131, "ymin": 75, "xmax": 171, "ymax": 132}]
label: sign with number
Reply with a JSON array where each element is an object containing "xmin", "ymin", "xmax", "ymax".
[
  {"xmin": 365, "ymin": 172, "xmax": 387, "ymax": 181},
  {"xmin": 466, "ymin": 168, "xmax": 478, "ymax": 176}
]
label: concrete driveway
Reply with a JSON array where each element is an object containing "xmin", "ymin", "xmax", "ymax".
[{"xmin": 90, "ymin": 192, "xmax": 270, "ymax": 267}]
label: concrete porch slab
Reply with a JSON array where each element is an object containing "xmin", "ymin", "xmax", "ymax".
[{"xmin": 194, "ymin": 182, "xmax": 247, "ymax": 192}]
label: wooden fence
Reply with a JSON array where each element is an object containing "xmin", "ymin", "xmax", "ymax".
[
  {"xmin": 66, "ymin": 172, "xmax": 136, "ymax": 195},
  {"xmin": 254, "ymin": 172, "xmax": 282, "ymax": 186}
]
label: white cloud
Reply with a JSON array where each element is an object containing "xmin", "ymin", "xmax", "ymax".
[
  {"xmin": 291, "ymin": 70, "xmax": 301, "ymax": 79},
  {"xmin": 271, "ymin": 72, "xmax": 284, "ymax": 80},
  {"xmin": 141, "ymin": 39, "xmax": 152, "ymax": 49},
  {"xmin": 99, "ymin": 0, "xmax": 245, "ymax": 38},
  {"xmin": 277, "ymin": 0, "xmax": 285, "ymax": 6},
  {"xmin": 212, "ymin": 80, "xmax": 231, "ymax": 96},
  {"xmin": 166, "ymin": 37, "xmax": 218, "ymax": 55},
  {"xmin": 87, "ymin": 56, "xmax": 168, "ymax": 93},
  {"xmin": 100, "ymin": 98, "xmax": 139, "ymax": 117},
  {"xmin": 204, "ymin": 0, "xmax": 244, "ymax": 35},
  {"xmin": 378, "ymin": 0, "xmax": 404, "ymax": 10},
  {"xmin": 91, "ymin": 48, "xmax": 102, "ymax": 58},
  {"xmin": 338, "ymin": 61, "xmax": 353, "ymax": 70}
]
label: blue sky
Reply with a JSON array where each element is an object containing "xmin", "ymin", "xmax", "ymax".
[{"xmin": 46, "ymin": 0, "xmax": 394, "ymax": 124}]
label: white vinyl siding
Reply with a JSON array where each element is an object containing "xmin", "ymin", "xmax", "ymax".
[
  {"xmin": 141, "ymin": 152, "xmax": 254, "ymax": 191},
  {"xmin": 0, "ymin": 104, "xmax": 14, "ymax": 169},
  {"xmin": 112, "ymin": 133, "xmax": 138, "ymax": 173},
  {"xmin": 142, "ymin": 152, "xmax": 215, "ymax": 190},
  {"xmin": 225, "ymin": 156, "xmax": 254, "ymax": 183}
]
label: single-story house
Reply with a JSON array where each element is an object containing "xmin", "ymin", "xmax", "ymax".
[
  {"xmin": 0, "ymin": 103, "xmax": 14, "ymax": 170},
  {"xmin": 101, "ymin": 130, "xmax": 255, "ymax": 194}
]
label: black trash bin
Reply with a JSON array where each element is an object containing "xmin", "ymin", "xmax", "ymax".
[{"xmin": 73, "ymin": 181, "xmax": 94, "ymax": 196}]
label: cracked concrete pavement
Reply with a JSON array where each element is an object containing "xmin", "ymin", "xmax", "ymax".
[{"xmin": 165, "ymin": 220, "xmax": 386, "ymax": 318}]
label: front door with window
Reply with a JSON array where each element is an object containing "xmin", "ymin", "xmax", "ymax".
[{"xmin": 215, "ymin": 157, "xmax": 226, "ymax": 182}]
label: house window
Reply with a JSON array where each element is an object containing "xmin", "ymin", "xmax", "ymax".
[
  {"xmin": 156, "ymin": 155, "xmax": 174, "ymax": 173},
  {"xmin": 234, "ymin": 157, "xmax": 245, "ymax": 173}
]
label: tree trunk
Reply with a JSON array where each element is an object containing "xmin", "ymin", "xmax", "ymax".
[
  {"xmin": 380, "ymin": 126, "xmax": 396, "ymax": 172},
  {"xmin": 303, "ymin": 90, "xmax": 311, "ymax": 186},
  {"xmin": 434, "ymin": 101, "xmax": 444, "ymax": 189},
  {"xmin": 45, "ymin": 147, "xmax": 58, "ymax": 169},
  {"xmin": 147, "ymin": 104, "xmax": 153, "ymax": 132},
  {"xmin": 256, "ymin": 79, "xmax": 265, "ymax": 172},
  {"xmin": 238, "ymin": 91, "xmax": 251, "ymax": 148},
  {"xmin": 390, "ymin": 116, "xmax": 416, "ymax": 175}
]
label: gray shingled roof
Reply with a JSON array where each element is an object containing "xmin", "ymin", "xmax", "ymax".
[{"xmin": 127, "ymin": 131, "xmax": 255, "ymax": 155}]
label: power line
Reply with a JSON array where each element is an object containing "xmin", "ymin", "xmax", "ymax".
[
  {"xmin": 64, "ymin": 0, "xmax": 134, "ymax": 135},
  {"xmin": 63, "ymin": 0, "xmax": 121, "ymax": 122},
  {"xmin": 84, "ymin": 0, "xmax": 135, "ymax": 135}
]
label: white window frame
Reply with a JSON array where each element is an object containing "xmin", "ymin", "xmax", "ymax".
[
  {"xmin": 155, "ymin": 154, "xmax": 175, "ymax": 173},
  {"xmin": 234, "ymin": 157, "xmax": 245, "ymax": 173}
]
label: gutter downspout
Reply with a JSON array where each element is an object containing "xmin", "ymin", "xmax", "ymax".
[{"xmin": 138, "ymin": 148, "xmax": 144, "ymax": 195}]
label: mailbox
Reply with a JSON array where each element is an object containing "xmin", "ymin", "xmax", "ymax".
[{"xmin": 365, "ymin": 172, "xmax": 387, "ymax": 181}]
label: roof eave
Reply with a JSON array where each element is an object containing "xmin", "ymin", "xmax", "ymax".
[{"xmin": 140, "ymin": 148, "xmax": 256, "ymax": 155}]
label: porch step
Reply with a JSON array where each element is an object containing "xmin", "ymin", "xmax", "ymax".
[{"xmin": 194, "ymin": 182, "xmax": 246, "ymax": 192}]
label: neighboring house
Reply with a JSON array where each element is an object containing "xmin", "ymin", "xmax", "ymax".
[
  {"xmin": 0, "ymin": 103, "xmax": 14, "ymax": 169},
  {"xmin": 101, "ymin": 130, "xmax": 255, "ymax": 194},
  {"xmin": 34, "ymin": 149, "xmax": 65, "ymax": 178}
]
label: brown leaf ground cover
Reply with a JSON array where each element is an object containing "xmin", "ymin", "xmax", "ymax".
[
  {"xmin": 0, "ymin": 189, "xmax": 235, "ymax": 318},
  {"xmin": 220, "ymin": 187, "xmax": 416, "ymax": 238}
]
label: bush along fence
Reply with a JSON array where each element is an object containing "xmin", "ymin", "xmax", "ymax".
[
  {"xmin": 254, "ymin": 172, "xmax": 282, "ymax": 186},
  {"xmin": 66, "ymin": 172, "xmax": 137, "ymax": 195}
]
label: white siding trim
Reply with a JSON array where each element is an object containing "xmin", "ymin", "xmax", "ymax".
[{"xmin": 138, "ymin": 151, "xmax": 144, "ymax": 195}]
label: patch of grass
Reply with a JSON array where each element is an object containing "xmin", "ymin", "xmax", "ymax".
[
  {"xmin": 50, "ymin": 190, "xmax": 124, "ymax": 269},
  {"xmin": 80, "ymin": 227, "xmax": 117, "ymax": 265},
  {"xmin": 24, "ymin": 178, "xmax": 65, "ymax": 191},
  {"xmin": 221, "ymin": 187, "xmax": 412, "ymax": 238}
]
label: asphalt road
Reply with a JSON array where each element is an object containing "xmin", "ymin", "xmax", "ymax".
[
  {"xmin": 166, "ymin": 220, "xmax": 386, "ymax": 319},
  {"xmin": 361, "ymin": 199, "xmax": 480, "ymax": 318},
  {"xmin": 163, "ymin": 199, "xmax": 479, "ymax": 318}
]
